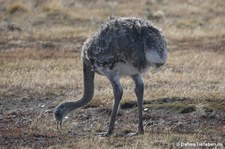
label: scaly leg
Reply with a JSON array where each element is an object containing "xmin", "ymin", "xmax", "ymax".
[
  {"xmin": 98, "ymin": 74, "xmax": 123, "ymax": 136},
  {"xmin": 132, "ymin": 74, "xmax": 144, "ymax": 134}
]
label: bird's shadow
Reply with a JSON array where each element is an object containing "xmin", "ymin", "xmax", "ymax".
[{"xmin": 120, "ymin": 96, "xmax": 192, "ymax": 109}]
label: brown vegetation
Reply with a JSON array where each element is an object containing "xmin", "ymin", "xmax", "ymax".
[{"xmin": 0, "ymin": 0, "xmax": 225, "ymax": 148}]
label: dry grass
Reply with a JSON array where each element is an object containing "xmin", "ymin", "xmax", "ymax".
[{"xmin": 0, "ymin": 0, "xmax": 225, "ymax": 148}]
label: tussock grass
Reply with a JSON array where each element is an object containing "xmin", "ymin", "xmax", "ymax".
[
  {"xmin": 7, "ymin": 2, "xmax": 28, "ymax": 14},
  {"xmin": 42, "ymin": 0, "xmax": 63, "ymax": 13},
  {"xmin": 1, "ymin": 0, "xmax": 225, "ymax": 148}
]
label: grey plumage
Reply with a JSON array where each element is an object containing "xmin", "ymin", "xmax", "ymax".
[
  {"xmin": 82, "ymin": 17, "xmax": 167, "ymax": 73},
  {"xmin": 54, "ymin": 17, "xmax": 167, "ymax": 136}
]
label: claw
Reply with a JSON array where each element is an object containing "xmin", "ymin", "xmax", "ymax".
[{"xmin": 57, "ymin": 121, "xmax": 62, "ymax": 131}]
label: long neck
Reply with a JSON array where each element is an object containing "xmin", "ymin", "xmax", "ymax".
[{"xmin": 67, "ymin": 60, "xmax": 95, "ymax": 111}]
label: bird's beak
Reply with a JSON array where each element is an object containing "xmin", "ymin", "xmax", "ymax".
[{"xmin": 57, "ymin": 121, "xmax": 62, "ymax": 131}]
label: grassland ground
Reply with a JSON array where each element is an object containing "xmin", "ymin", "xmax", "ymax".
[{"xmin": 0, "ymin": 0, "xmax": 225, "ymax": 148}]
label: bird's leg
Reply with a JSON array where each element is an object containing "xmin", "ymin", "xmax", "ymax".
[
  {"xmin": 107, "ymin": 78, "xmax": 123, "ymax": 136},
  {"xmin": 97, "ymin": 74, "xmax": 123, "ymax": 137},
  {"xmin": 131, "ymin": 74, "xmax": 144, "ymax": 135}
]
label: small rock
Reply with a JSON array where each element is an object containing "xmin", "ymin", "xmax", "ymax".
[
  {"xmin": 144, "ymin": 108, "xmax": 149, "ymax": 112},
  {"xmin": 44, "ymin": 109, "xmax": 53, "ymax": 113},
  {"xmin": 38, "ymin": 104, "xmax": 44, "ymax": 108},
  {"xmin": 126, "ymin": 132, "xmax": 138, "ymax": 137}
]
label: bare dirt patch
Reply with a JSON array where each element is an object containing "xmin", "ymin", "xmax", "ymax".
[
  {"xmin": 1, "ymin": 96, "xmax": 225, "ymax": 148},
  {"xmin": 0, "ymin": 0, "xmax": 225, "ymax": 148}
]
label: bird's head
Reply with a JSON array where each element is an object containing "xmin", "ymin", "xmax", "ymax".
[{"xmin": 54, "ymin": 102, "xmax": 71, "ymax": 129}]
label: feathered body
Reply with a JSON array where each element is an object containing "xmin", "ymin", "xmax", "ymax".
[{"xmin": 82, "ymin": 17, "xmax": 167, "ymax": 76}]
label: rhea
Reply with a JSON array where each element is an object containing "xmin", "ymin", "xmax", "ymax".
[{"xmin": 54, "ymin": 17, "xmax": 167, "ymax": 136}]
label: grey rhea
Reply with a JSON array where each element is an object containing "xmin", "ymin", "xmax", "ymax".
[{"xmin": 54, "ymin": 17, "xmax": 167, "ymax": 136}]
